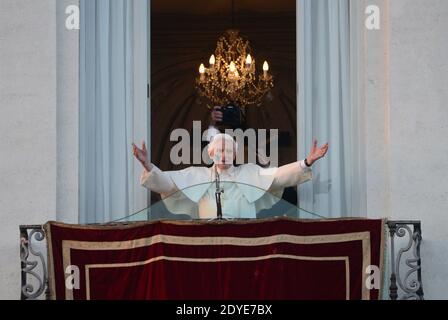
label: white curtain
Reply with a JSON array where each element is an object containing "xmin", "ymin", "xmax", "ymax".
[
  {"xmin": 298, "ymin": 0, "xmax": 366, "ymax": 218},
  {"xmin": 79, "ymin": 0, "xmax": 149, "ymax": 223}
]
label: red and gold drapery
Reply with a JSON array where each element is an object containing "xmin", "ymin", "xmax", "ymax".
[{"xmin": 45, "ymin": 217, "xmax": 385, "ymax": 300}]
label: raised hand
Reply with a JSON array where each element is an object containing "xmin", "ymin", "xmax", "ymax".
[
  {"xmin": 306, "ymin": 139, "xmax": 329, "ymax": 166},
  {"xmin": 132, "ymin": 141, "xmax": 150, "ymax": 171}
]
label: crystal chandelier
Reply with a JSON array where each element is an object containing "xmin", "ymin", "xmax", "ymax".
[{"xmin": 195, "ymin": 29, "xmax": 274, "ymax": 108}]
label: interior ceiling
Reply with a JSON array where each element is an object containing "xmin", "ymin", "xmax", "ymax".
[{"xmin": 152, "ymin": 0, "xmax": 296, "ymax": 15}]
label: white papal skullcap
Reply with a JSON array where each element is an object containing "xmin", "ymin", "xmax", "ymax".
[{"xmin": 207, "ymin": 133, "xmax": 238, "ymax": 155}]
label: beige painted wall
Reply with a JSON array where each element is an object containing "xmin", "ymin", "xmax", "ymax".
[
  {"xmin": 0, "ymin": 0, "xmax": 79, "ymax": 299},
  {"xmin": 364, "ymin": 0, "xmax": 448, "ymax": 299}
]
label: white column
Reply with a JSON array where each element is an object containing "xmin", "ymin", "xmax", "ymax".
[{"xmin": 56, "ymin": 0, "xmax": 80, "ymax": 224}]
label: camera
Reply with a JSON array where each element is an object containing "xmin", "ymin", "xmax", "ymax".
[{"xmin": 216, "ymin": 104, "xmax": 246, "ymax": 129}]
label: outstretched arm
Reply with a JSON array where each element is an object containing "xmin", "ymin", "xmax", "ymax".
[
  {"xmin": 269, "ymin": 140, "xmax": 329, "ymax": 191},
  {"xmin": 270, "ymin": 160, "xmax": 313, "ymax": 190},
  {"xmin": 132, "ymin": 141, "xmax": 178, "ymax": 195}
]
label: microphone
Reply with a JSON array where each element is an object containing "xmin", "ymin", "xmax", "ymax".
[{"xmin": 214, "ymin": 158, "xmax": 224, "ymax": 220}]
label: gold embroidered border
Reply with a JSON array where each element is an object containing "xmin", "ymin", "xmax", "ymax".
[{"xmin": 62, "ymin": 232, "xmax": 371, "ymax": 300}]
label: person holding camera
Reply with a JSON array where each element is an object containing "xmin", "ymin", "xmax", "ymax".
[{"xmin": 206, "ymin": 105, "xmax": 246, "ymax": 142}]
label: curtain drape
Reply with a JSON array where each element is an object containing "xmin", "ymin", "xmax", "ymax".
[
  {"xmin": 298, "ymin": 0, "xmax": 367, "ymax": 218},
  {"xmin": 79, "ymin": 0, "xmax": 149, "ymax": 223}
]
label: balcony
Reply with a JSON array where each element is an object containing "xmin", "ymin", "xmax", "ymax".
[{"xmin": 19, "ymin": 183, "xmax": 424, "ymax": 300}]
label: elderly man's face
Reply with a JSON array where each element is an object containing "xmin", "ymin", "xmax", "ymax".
[{"xmin": 211, "ymin": 139, "xmax": 236, "ymax": 170}]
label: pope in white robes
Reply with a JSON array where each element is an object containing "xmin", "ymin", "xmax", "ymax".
[{"xmin": 132, "ymin": 134, "xmax": 329, "ymax": 219}]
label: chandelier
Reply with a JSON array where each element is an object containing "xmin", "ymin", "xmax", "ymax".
[{"xmin": 195, "ymin": 29, "xmax": 274, "ymax": 108}]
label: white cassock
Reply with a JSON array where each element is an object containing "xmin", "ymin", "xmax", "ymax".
[{"xmin": 140, "ymin": 160, "xmax": 312, "ymax": 219}]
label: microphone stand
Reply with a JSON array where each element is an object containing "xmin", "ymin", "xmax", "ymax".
[{"xmin": 214, "ymin": 165, "xmax": 224, "ymax": 220}]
